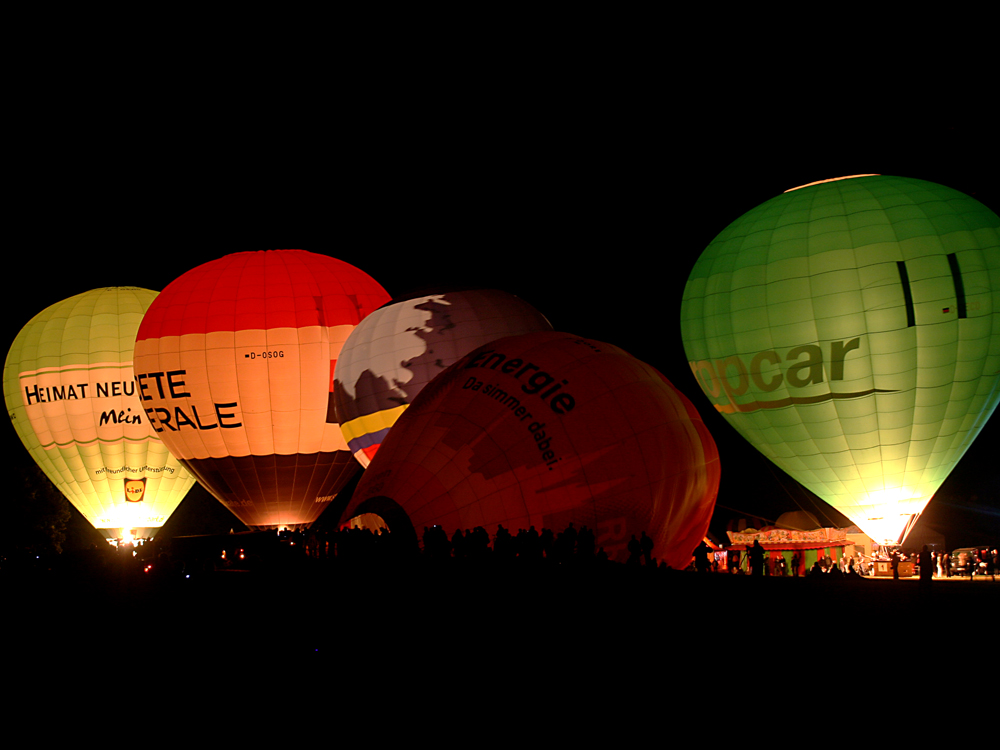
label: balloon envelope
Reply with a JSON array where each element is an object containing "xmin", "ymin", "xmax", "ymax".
[
  {"xmin": 132, "ymin": 249, "xmax": 391, "ymax": 529},
  {"xmin": 680, "ymin": 175, "xmax": 1000, "ymax": 545},
  {"xmin": 334, "ymin": 289, "xmax": 552, "ymax": 467},
  {"xmin": 341, "ymin": 331, "xmax": 720, "ymax": 567},
  {"xmin": 4, "ymin": 287, "xmax": 197, "ymax": 540}
]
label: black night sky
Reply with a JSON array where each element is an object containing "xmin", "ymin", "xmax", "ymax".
[{"xmin": 4, "ymin": 101, "xmax": 998, "ymax": 551}]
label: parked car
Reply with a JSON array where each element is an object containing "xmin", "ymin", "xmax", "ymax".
[{"xmin": 949, "ymin": 547, "xmax": 988, "ymax": 576}]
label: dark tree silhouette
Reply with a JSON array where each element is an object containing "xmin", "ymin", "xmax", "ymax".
[{"xmin": 5, "ymin": 461, "xmax": 71, "ymax": 556}]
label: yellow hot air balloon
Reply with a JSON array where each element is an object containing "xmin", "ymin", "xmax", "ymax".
[
  {"xmin": 680, "ymin": 175, "xmax": 999, "ymax": 546},
  {"xmin": 4, "ymin": 287, "xmax": 198, "ymax": 542}
]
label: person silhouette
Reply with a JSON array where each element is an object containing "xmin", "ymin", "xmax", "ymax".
[
  {"xmin": 695, "ymin": 541, "xmax": 711, "ymax": 573},
  {"xmin": 640, "ymin": 532, "xmax": 654, "ymax": 566},
  {"xmin": 627, "ymin": 535, "xmax": 641, "ymax": 566},
  {"xmin": 749, "ymin": 540, "xmax": 765, "ymax": 576}
]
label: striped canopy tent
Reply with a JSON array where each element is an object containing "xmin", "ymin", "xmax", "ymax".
[{"xmin": 726, "ymin": 518, "xmax": 854, "ymax": 575}]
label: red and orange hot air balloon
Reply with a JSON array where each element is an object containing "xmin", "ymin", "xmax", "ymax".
[
  {"xmin": 341, "ymin": 331, "xmax": 721, "ymax": 567},
  {"xmin": 132, "ymin": 249, "xmax": 390, "ymax": 530}
]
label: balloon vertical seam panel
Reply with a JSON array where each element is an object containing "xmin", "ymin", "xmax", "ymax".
[{"xmin": 680, "ymin": 175, "xmax": 999, "ymax": 544}]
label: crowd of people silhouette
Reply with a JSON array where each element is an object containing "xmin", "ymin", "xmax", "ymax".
[
  {"xmin": 313, "ymin": 522, "xmax": 617, "ymax": 569},
  {"xmin": 7, "ymin": 520, "xmax": 997, "ymax": 590}
]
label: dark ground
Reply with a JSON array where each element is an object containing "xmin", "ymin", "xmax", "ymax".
[
  {"xmin": 6, "ymin": 547, "xmax": 994, "ymax": 740},
  {"xmin": 6, "ymin": 548, "xmax": 994, "ymax": 671}
]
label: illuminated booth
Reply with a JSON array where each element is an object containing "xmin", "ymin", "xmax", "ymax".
[
  {"xmin": 724, "ymin": 512, "xmax": 856, "ymax": 575},
  {"xmin": 726, "ymin": 525, "xmax": 854, "ymax": 576}
]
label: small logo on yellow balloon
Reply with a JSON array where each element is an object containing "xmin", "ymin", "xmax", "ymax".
[{"xmin": 124, "ymin": 478, "xmax": 146, "ymax": 503}]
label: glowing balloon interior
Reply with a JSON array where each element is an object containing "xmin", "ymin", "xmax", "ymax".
[
  {"xmin": 680, "ymin": 175, "xmax": 999, "ymax": 545},
  {"xmin": 132, "ymin": 249, "xmax": 391, "ymax": 530},
  {"xmin": 341, "ymin": 332, "xmax": 721, "ymax": 567},
  {"xmin": 334, "ymin": 289, "xmax": 552, "ymax": 467},
  {"xmin": 4, "ymin": 287, "xmax": 198, "ymax": 540}
]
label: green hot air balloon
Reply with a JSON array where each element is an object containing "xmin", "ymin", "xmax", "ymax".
[
  {"xmin": 4, "ymin": 287, "xmax": 198, "ymax": 543},
  {"xmin": 680, "ymin": 175, "xmax": 999, "ymax": 546}
]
